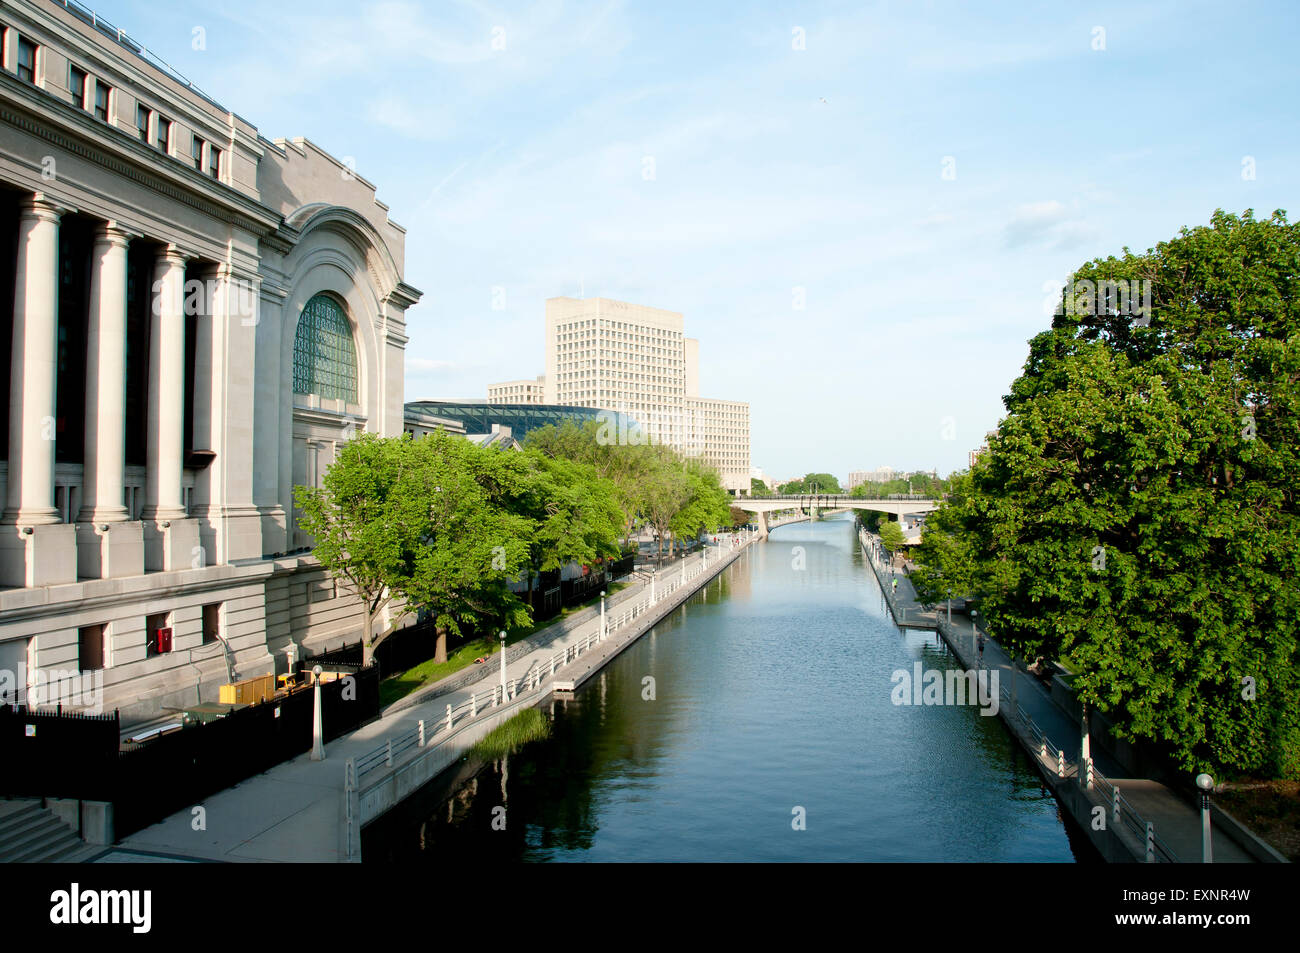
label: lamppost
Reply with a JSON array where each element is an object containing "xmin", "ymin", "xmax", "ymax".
[
  {"xmin": 499, "ymin": 631, "xmax": 508, "ymax": 703},
  {"xmin": 1196, "ymin": 773, "xmax": 1215, "ymax": 862},
  {"xmin": 310, "ymin": 664, "xmax": 325, "ymax": 761},
  {"xmin": 600, "ymin": 590, "xmax": 607, "ymax": 640}
]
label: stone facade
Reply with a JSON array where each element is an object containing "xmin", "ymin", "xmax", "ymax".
[{"xmin": 0, "ymin": 0, "xmax": 420, "ymax": 724}]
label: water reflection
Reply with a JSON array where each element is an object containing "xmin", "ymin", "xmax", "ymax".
[{"xmin": 363, "ymin": 516, "xmax": 1090, "ymax": 862}]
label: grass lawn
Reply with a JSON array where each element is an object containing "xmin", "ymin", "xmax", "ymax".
[{"xmin": 377, "ymin": 581, "xmax": 630, "ymax": 708}]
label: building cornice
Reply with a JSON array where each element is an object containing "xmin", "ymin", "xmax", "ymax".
[{"xmin": 0, "ymin": 77, "xmax": 280, "ymax": 237}]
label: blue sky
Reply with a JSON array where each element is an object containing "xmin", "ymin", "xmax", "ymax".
[{"xmin": 97, "ymin": 0, "xmax": 1299, "ymax": 482}]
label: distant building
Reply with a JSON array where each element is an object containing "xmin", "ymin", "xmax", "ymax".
[
  {"xmin": 848, "ymin": 467, "xmax": 896, "ymax": 489},
  {"xmin": 487, "ymin": 375, "xmax": 545, "ymax": 405},
  {"xmin": 968, "ymin": 431, "xmax": 997, "ymax": 469},
  {"xmin": 404, "ymin": 399, "xmax": 640, "ymax": 444},
  {"xmin": 493, "ymin": 296, "xmax": 752, "ymax": 493}
]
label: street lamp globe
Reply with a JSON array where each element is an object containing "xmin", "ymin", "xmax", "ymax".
[{"xmin": 1196, "ymin": 773, "xmax": 1214, "ymax": 791}]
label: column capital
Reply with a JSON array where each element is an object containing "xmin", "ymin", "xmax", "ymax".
[
  {"xmin": 19, "ymin": 192, "xmax": 70, "ymax": 223},
  {"xmin": 94, "ymin": 220, "xmax": 140, "ymax": 248},
  {"xmin": 157, "ymin": 243, "xmax": 193, "ymax": 267}
]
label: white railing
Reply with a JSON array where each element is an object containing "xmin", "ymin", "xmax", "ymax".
[
  {"xmin": 1087, "ymin": 760, "xmax": 1178, "ymax": 862},
  {"xmin": 350, "ymin": 537, "xmax": 751, "ymax": 783},
  {"xmin": 1018, "ymin": 704, "xmax": 1072, "ymax": 780}
]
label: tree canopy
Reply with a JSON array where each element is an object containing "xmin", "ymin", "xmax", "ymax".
[
  {"xmin": 294, "ymin": 431, "xmax": 534, "ymax": 665},
  {"xmin": 912, "ymin": 209, "xmax": 1300, "ymax": 779},
  {"xmin": 779, "ymin": 472, "xmax": 843, "ymax": 494}
]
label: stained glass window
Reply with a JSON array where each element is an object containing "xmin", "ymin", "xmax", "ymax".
[{"xmin": 293, "ymin": 294, "xmax": 357, "ymax": 402}]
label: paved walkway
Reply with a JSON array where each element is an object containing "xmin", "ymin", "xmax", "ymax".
[
  {"xmin": 860, "ymin": 532, "xmax": 1256, "ymax": 863},
  {"xmin": 99, "ymin": 543, "xmax": 738, "ymax": 862}
]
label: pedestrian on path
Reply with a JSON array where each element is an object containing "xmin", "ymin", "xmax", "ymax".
[{"xmin": 892, "ymin": 578, "xmax": 898, "ymax": 594}]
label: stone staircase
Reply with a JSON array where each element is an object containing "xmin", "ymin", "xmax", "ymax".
[{"xmin": 0, "ymin": 799, "xmax": 101, "ymax": 862}]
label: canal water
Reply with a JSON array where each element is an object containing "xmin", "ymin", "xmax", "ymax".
[{"xmin": 362, "ymin": 515, "xmax": 1094, "ymax": 862}]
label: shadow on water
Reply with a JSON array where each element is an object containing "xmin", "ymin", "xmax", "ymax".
[{"xmin": 363, "ymin": 516, "xmax": 1095, "ymax": 862}]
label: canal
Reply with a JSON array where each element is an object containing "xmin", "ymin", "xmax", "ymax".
[{"xmin": 362, "ymin": 514, "xmax": 1095, "ymax": 862}]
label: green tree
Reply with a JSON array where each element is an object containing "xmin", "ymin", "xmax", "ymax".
[
  {"xmin": 671, "ymin": 462, "xmax": 732, "ymax": 544},
  {"xmin": 526, "ymin": 421, "xmax": 654, "ymax": 547},
  {"xmin": 779, "ymin": 472, "xmax": 843, "ymax": 494},
  {"xmin": 909, "ymin": 473, "xmax": 977, "ymax": 608},
  {"xmin": 295, "ymin": 432, "xmax": 532, "ymax": 667},
  {"xmin": 642, "ymin": 446, "xmax": 693, "ymax": 559},
  {"xmin": 950, "ymin": 209, "xmax": 1300, "ymax": 778},
  {"xmin": 517, "ymin": 450, "xmax": 623, "ymax": 609},
  {"xmin": 878, "ymin": 519, "xmax": 907, "ymax": 552}
]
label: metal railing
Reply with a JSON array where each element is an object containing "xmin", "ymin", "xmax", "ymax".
[
  {"xmin": 1018, "ymin": 705, "xmax": 1073, "ymax": 780},
  {"xmin": 1086, "ymin": 760, "xmax": 1178, "ymax": 862},
  {"xmin": 54, "ymin": 0, "xmax": 226, "ymax": 112},
  {"xmin": 348, "ymin": 537, "xmax": 752, "ymax": 784}
]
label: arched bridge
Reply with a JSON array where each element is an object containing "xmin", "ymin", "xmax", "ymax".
[{"xmin": 732, "ymin": 495, "xmax": 939, "ymax": 539}]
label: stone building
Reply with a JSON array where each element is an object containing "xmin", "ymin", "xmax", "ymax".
[{"xmin": 0, "ymin": 0, "xmax": 420, "ymax": 723}]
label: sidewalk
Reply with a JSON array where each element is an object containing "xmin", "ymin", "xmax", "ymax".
[{"xmin": 861, "ymin": 531, "xmax": 1256, "ymax": 863}]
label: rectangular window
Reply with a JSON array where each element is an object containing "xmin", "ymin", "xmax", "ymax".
[
  {"xmin": 93, "ymin": 80, "xmax": 110, "ymax": 121},
  {"xmin": 155, "ymin": 116, "xmax": 171, "ymax": 152},
  {"xmin": 191, "ymin": 135, "xmax": 204, "ymax": 170},
  {"xmin": 202, "ymin": 603, "xmax": 221, "ymax": 644},
  {"xmin": 136, "ymin": 103, "xmax": 151, "ymax": 141},
  {"xmin": 17, "ymin": 37, "xmax": 36, "ymax": 83},
  {"xmin": 208, "ymin": 145, "xmax": 221, "ymax": 179},
  {"xmin": 79, "ymin": 624, "xmax": 106, "ymax": 671},
  {"xmin": 69, "ymin": 65, "xmax": 87, "ymax": 107}
]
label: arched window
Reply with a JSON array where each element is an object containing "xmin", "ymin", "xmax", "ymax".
[{"xmin": 293, "ymin": 294, "xmax": 357, "ymax": 402}]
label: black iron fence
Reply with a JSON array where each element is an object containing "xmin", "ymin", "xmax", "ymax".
[
  {"xmin": 0, "ymin": 705, "xmax": 120, "ymax": 799},
  {"xmin": 0, "ymin": 665, "xmax": 380, "ymax": 840}
]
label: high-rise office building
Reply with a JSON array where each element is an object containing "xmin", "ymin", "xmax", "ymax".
[{"xmin": 501, "ymin": 296, "xmax": 751, "ymax": 491}]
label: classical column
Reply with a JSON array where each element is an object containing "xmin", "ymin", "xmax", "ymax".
[
  {"xmin": 76, "ymin": 222, "xmax": 143, "ymax": 579},
  {"xmin": 142, "ymin": 244, "xmax": 199, "ymax": 571},
  {"xmin": 79, "ymin": 223, "xmax": 132, "ymax": 523},
  {"xmin": 143, "ymin": 244, "xmax": 188, "ymax": 522},
  {"xmin": 4, "ymin": 195, "xmax": 63, "ymax": 525},
  {"xmin": 0, "ymin": 195, "xmax": 77, "ymax": 588}
]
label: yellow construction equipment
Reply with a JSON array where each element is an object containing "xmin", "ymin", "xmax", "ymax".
[{"xmin": 218, "ymin": 673, "xmax": 275, "ymax": 705}]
